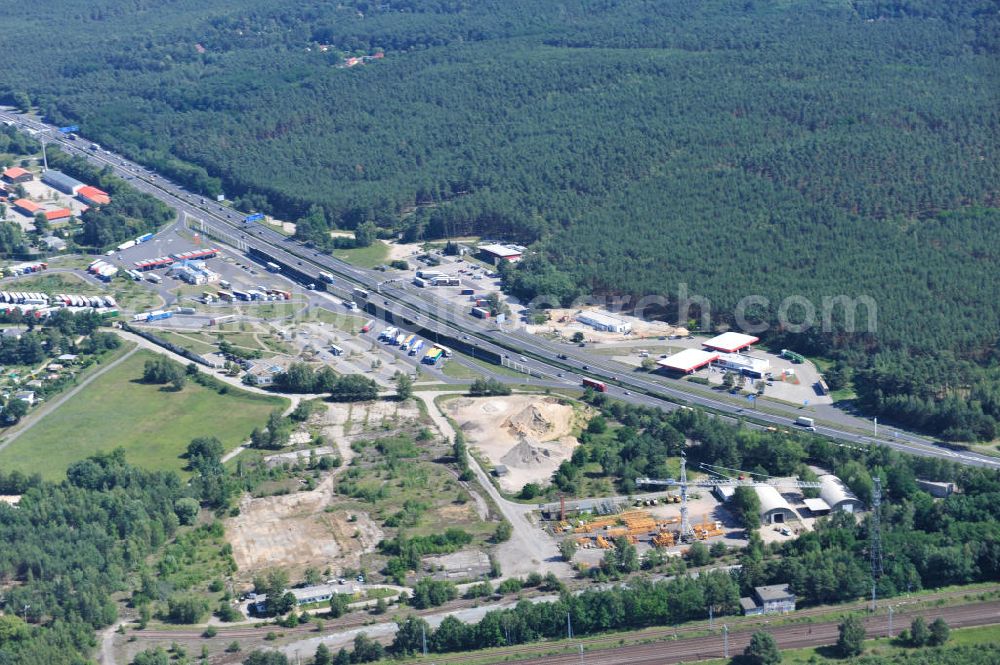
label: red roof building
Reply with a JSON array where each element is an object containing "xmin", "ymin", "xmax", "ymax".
[
  {"xmin": 77, "ymin": 186, "xmax": 111, "ymax": 206},
  {"xmin": 2, "ymin": 167, "xmax": 33, "ymax": 184},
  {"xmin": 13, "ymin": 198, "xmax": 41, "ymax": 215},
  {"xmin": 44, "ymin": 208, "xmax": 73, "ymax": 222}
]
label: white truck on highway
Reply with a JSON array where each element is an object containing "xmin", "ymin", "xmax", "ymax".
[{"xmin": 795, "ymin": 416, "xmax": 816, "ymax": 431}]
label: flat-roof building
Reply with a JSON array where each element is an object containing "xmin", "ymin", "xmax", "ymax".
[
  {"xmin": 2, "ymin": 167, "xmax": 33, "ymax": 184},
  {"xmin": 703, "ymin": 332, "xmax": 759, "ymax": 353},
  {"xmin": 576, "ymin": 310, "xmax": 632, "ymax": 334},
  {"xmin": 916, "ymin": 480, "xmax": 956, "ymax": 498},
  {"xmin": 713, "ymin": 485, "xmax": 736, "ymax": 503},
  {"xmin": 657, "ymin": 348, "xmax": 719, "ymax": 374},
  {"xmin": 802, "ymin": 497, "xmax": 831, "ymax": 516},
  {"xmin": 756, "ymin": 485, "xmax": 796, "ymax": 525},
  {"xmin": 740, "ymin": 584, "xmax": 796, "ymax": 615},
  {"xmin": 714, "ymin": 352, "xmax": 770, "ymax": 378},
  {"xmin": 41, "ymin": 170, "xmax": 84, "ymax": 194},
  {"xmin": 818, "ymin": 474, "xmax": 864, "ymax": 513},
  {"xmin": 478, "ymin": 243, "xmax": 523, "ymax": 264},
  {"xmin": 251, "ymin": 582, "xmax": 359, "ymax": 613}
]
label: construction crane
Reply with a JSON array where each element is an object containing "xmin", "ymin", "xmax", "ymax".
[{"xmin": 637, "ymin": 454, "xmax": 822, "ymax": 542}]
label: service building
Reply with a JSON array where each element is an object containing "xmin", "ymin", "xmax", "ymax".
[
  {"xmin": 657, "ymin": 348, "xmax": 719, "ymax": 374},
  {"xmin": 703, "ymin": 332, "xmax": 759, "ymax": 353},
  {"xmin": 41, "ymin": 170, "xmax": 84, "ymax": 195},
  {"xmin": 740, "ymin": 584, "xmax": 796, "ymax": 616},
  {"xmin": 477, "ymin": 243, "xmax": 523, "ymax": 264},
  {"xmin": 575, "ymin": 310, "xmax": 632, "ymax": 334}
]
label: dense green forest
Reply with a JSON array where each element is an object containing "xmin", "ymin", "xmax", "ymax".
[
  {"xmin": 0, "ymin": 451, "xmax": 188, "ymax": 664},
  {"xmin": 0, "ymin": 0, "xmax": 997, "ymax": 438}
]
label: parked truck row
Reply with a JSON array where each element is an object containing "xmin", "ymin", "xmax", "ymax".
[
  {"xmin": 376, "ymin": 327, "xmax": 450, "ymax": 364},
  {"xmin": 87, "ymin": 260, "xmax": 118, "ymax": 281},
  {"xmin": 0, "ymin": 291, "xmax": 116, "ymax": 309}
]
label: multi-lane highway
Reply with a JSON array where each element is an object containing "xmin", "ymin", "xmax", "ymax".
[{"xmin": 4, "ymin": 108, "xmax": 998, "ymax": 471}]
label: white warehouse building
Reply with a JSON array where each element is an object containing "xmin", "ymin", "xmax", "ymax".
[
  {"xmin": 756, "ymin": 485, "xmax": 797, "ymax": 525},
  {"xmin": 575, "ymin": 310, "xmax": 632, "ymax": 334},
  {"xmin": 818, "ymin": 474, "xmax": 865, "ymax": 513}
]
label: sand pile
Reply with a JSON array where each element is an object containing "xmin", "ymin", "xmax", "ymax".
[
  {"xmin": 445, "ymin": 395, "xmax": 582, "ymax": 492},
  {"xmin": 501, "ymin": 437, "xmax": 557, "ymax": 469},
  {"xmin": 504, "ymin": 404, "xmax": 553, "ymax": 438}
]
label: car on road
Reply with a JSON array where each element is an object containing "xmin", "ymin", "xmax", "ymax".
[
  {"xmin": 557, "ymin": 353, "xmax": 568, "ymax": 359},
  {"xmin": 624, "ymin": 390, "xmax": 631, "ymax": 395},
  {"xmin": 582, "ymin": 365, "xmax": 589, "ymax": 370}
]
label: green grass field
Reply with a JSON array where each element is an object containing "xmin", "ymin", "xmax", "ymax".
[
  {"xmin": 332, "ymin": 241, "xmax": 390, "ymax": 268},
  {"xmin": 0, "ymin": 350, "xmax": 288, "ymax": 480}
]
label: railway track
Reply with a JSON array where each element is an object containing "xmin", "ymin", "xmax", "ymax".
[
  {"xmin": 404, "ymin": 586, "xmax": 998, "ymax": 664},
  {"xmin": 471, "ymin": 599, "xmax": 1000, "ymax": 665}
]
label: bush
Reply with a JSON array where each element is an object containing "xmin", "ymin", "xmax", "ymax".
[
  {"xmin": 837, "ymin": 615, "xmax": 865, "ymax": 657},
  {"xmin": 910, "ymin": 616, "xmax": 929, "ymax": 646},
  {"xmin": 142, "ymin": 356, "xmax": 183, "ymax": 385},
  {"xmin": 329, "ymin": 374, "xmax": 379, "ymax": 402},
  {"xmin": 216, "ymin": 603, "xmax": 243, "ymax": 623},
  {"xmin": 929, "ymin": 617, "xmax": 950, "ymax": 646},
  {"xmin": 463, "ymin": 581, "xmax": 493, "ymax": 600},
  {"xmin": 173, "ymin": 497, "xmax": 200, "ymax": 525},
  {"xmin": 687, "ymin": 541, "xmax": 711, "ymax": 566},
  {"xmin": 497, "ymin": 578, "xmax": 523, "ymax": 594},
  {"xmin": 518, "ymin": 482, "xmax": 541, "ymax": 499},
  {"xmin": 410, "ymin": 579, "xmax": 457, "ymax": 609},
  {"xmin": 469, "ymin": 378, "xmax": 512, "ymax": 397},
  {"xmin": 166, "ymin": 594, "xmax": 210, "ymax": 624},
  {"xmin": 493, "ymin": 521, "xmax": 513, "ymax": 543},
  {"xmin": 743, "ymin": 630, "xmax": 781, "ymax": 665}
]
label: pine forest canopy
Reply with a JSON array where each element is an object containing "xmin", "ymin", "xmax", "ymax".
[{"xmin": 0, "ymin": 0, "xmax": 997, "ymax": 438}]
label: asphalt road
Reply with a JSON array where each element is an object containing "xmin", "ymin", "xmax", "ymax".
[{"xmin": 4, "ymin": 108, "xmax": 998, "ymax": 471}]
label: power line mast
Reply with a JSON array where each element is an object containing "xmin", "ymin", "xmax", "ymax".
[{"xmin": 870, "ymin": 475, "xmax": 884, "ymax": 610}]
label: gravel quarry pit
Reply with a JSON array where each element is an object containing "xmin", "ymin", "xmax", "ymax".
[{"xmin": 225, "ymin": 475, "xmax": 382, "ymax": 582}]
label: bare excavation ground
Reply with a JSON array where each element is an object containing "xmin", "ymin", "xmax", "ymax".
[
  {"xmin": 446, "ymin": 395, "xmax": 585, "ymax": 493},
  {"xmin": 525, "ymin": 307, "xmax": 688, "ymax": 343},
  {"xmin": 225, "ymin": 474, "xmax": 382, "ymax": 583}
]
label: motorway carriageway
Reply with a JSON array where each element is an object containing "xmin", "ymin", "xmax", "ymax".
[{"xmin": 5, "ymin": 108, "xmax": 998, "ymax": 471}]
